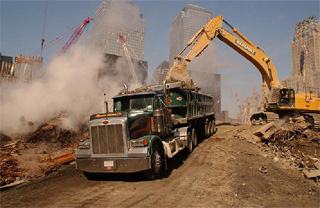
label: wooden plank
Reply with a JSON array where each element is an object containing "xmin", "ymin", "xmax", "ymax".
[
  {"xmin": 53, "ymin": 152, "xmax": 75, "ymax": 165},
  {"xmin": 303, "ymin": 169, "xmax": 320, "ymax": 179},
  {"xmin": 0, "ymin": 179, "xmax": 25, "ymax": 190}
]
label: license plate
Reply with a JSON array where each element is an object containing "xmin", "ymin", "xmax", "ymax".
[{"xmin": 104, "ymin": 161, "xmax": 114, "ymax": 167}]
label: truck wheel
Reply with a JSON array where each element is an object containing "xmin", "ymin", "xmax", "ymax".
[
  {"xmin": 187, "ymin": 130, "xmax": 193, "ymax": 153},
  {"xmin": 192, "ymin": 128, "xmax": 198, "ymax": 147},
  {"xmin": 209, "ymin": 120, "xmax": 213, "ymax": 135},
  {"xmin": 145, "ymin": 144, "xmax": 163, "ymax": 180},
  {"xmin": 207, "ymin": 121, "xmax": 212, "ymax": 137},
  {"xmin": 211, "ymin": 120, "xmax": 216, "ymax": 135},
  {"xmin": 204, "ymin": 120, "xmax": 209, "ymax": 138}
]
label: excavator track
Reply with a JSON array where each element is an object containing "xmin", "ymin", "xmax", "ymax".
[
  {"xmin": 264, "ymin": 112, "xmax": 280, "ymax": 122},
  {"xmin": 250, "ymin": 111, "xmax": 279, "ymax": 125},
  {"xmin": 303, "ymin": 113, "xmax": 320, "ymax": 131}
]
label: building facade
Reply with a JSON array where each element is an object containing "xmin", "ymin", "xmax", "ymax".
[
  {"xmin": 282, "ymin": 16, "xmax": 320, "ymax": 96},
  {"xmin": 98, "ymin": 54, "xmax": 148, "ymax": 85},
  {"xmin": 152, "ymin": 61, "xmax": 170, "ymax": 85},
  {"xmin": 92, "ymin": 0, "xmax": 145, "ymax": 61},
  {"xmin": 236, "ymin": 88, "xmax": 264, "ymax": 124}
]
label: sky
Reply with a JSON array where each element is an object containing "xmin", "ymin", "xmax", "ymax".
[{"xmin": 1, "ymin": 0, "xmax": 319, "ymax": 118}]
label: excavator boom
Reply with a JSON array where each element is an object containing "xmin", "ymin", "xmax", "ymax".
[{"xmin": 166, "ymin": 15, "xmax": 280, "ymax": 91}]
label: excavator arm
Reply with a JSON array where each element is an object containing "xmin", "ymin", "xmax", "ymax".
[
  {"xmin": 166, "ymin": 15, "xmax": 320, "ymax": 129},
  {"xmin": 166, "ymin": 15, "xmax": 280, "ymax": 99}
]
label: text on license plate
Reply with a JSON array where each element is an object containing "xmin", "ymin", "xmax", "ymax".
[{"xmin": 104, "ymin": 161, "xmax": 114, "ymax": 167}]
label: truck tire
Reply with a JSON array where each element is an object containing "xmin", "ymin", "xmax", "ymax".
[
  {"xmin": 204, "ymin": 120, "xmax": 209, "ymax": 138},
  {"xmin": 207, "ymin": 121, "xmax": 212, "ymax": 137},
  {"xmin": 187, "ymin": 130, "xmax": 193, "ymax": 154},
  {"xmin": 209, "ymin": 120, "xmax": 214, "ymax": 136},
  {"xmin": 145, "ymin": 144, "xmax": 163, "ymax": 180},
  {"xmin": 192, "ymin": 128, "xmax": 198, "ymax": 147},
  {"xmin": 211, "ymin": 120, "xmax": 216, "ymax": 135}
]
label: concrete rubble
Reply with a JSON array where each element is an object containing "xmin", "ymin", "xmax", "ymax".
[
  {"xmin": 253, "ymin": 121, "xmax": 320, "ymax": 183},
  {"xmin": 0, "ymin": 116, "xmax": 88, "ymax": 188}
]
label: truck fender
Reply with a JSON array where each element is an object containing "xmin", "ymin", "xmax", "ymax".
[
  {"xmin": 147, "ymin": 136, "xmax": 163, "ymax": 155},
  {"xmin": 176, "ymin": 126, "xmax": 189, "ymax": 146},
  {"xmin": 148, "ymin": 135, "xmax": 167, "ymax": 170},
  {"xmin": 177, "ymin": 126, "xmax": 189, "ymax": 137}
]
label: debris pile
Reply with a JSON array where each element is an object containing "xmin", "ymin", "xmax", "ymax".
[
  {"xmin": 0, "ymin": 116, "xmax": 88, "ymax": 188},
  {"xmin": 0, "ymin": 147, "xmax": 25, "ymax": 186},
  {"xmin": 254, "ymin": 121, "xmax": 320, "ymax": 182}
]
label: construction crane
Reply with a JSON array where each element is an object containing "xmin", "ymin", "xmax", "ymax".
[
  {"xmin": 60, "ymin": 17, "xmax": 94, "ymax": 54},
  {"xmin": 118, "ymin": 33, "xmax": 139, "ymax": 83},
  {"xmin": 31, "ymin": 17, "xmax": 93, "ymax": 56}
]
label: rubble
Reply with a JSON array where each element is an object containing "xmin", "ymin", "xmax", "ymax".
[
  {"xmin": 258, "ymin": 166, "xmax": 268, "ymax": 174},
  {"xmin": 253, "ymin": 121, "xmax": 320, "ymax": 182},
  {"xmin": 254, "ymin": 122, "xmax": 282, "ymax": 140},
  {"xmin": 0, "ymin": 132, "xmax": 12, "ymax": 147},
  {"xmin": 0, "ymin": 116, "xmax": 88, "ymax": 188}
]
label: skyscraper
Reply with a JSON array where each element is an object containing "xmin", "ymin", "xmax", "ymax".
[
  {"xmin": 169, "ymin": 4, "xmax": 221, "ymax": 116},
  {"xmin": 92, "ymin": 0, "xmax": 145, "ymax": 61},
  {"xmin": 92, "ymin": 0, "xmax": 148, "ymax": 85},
  {"xmin": 169, "ymin": 4, "xmax": 215, "ymax": 72},
  {"xmin": 282, "ymin": 16, "xmax": 320, "ymax": 95}
]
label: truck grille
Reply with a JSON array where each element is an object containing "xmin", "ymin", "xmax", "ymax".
[{"xmin": 91, "ymin": 124, "xmax": 125, "ymax": 154}]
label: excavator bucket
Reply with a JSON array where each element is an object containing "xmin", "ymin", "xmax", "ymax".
[{"xmin": 165, "ymin": 59, "xmax": 198, "ymax": 90}]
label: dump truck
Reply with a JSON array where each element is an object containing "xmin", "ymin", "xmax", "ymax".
[{"xmin": 75, "ymin": 81, "xmax": 216, "ymax": 180}]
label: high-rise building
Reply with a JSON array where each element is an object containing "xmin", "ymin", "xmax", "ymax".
[
  {"xmin": 92, "ymin": 0, "xmax": 147, "ymax": 85},
  {"xmin": 169, "ymin": 4, "xmax": 215, "ymax": 73},
  {"xmin": 92, "ymin": 0, "xmax": 145, "ymax": 61},
  {"xmin": 282, "ymin": 16, "xmax": 320, "ymax": 95},
  {"xmin": 152, "ymin": 61, "xmax": 169, "ymax": 85},
  {"xmin": 169, "ymin": 4, "xmax": 221, "ymax": 114}
]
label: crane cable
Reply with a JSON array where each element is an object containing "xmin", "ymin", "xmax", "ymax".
[
  {"xmin": 40, "ymin": 1, "xmax": 48, "ymax": 58},
  {"xmin": 31, "ymin": 23, "xmax": 81, "ymax": 56}
]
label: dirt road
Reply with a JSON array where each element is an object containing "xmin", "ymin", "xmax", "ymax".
[{"xmin": 1, "ymin": 124, "xmax": 319, "ymax": 207}]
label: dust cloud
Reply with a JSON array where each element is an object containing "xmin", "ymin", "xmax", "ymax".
[{"xmin": 0, "ymin": 43, "xmax": 138, "ymax": 136}]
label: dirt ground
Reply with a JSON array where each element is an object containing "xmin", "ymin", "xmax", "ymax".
[{"xmin": 1, "ymin": 124, "xmax": 319, "ymax": 207}]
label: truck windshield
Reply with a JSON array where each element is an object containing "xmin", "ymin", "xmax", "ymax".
[
  {"xmin": 130, "ymin": 97, "xmax": 153, "ymax": 112},
  {"xmin": 114, "ymin": 96, "xmax": 153, "ymax": 112}
]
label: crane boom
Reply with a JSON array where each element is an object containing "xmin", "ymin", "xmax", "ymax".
[
  {"xmin": 60, "ymin": 17, "xmax": 94, "ymax": 54},
  {"xmin": 119, "ymin": 33, "xmax": 139, "ymax": 83}
]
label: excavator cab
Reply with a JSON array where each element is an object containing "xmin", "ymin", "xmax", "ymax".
[{"xmin": 278, "ymin": 88, "xmax": 295, "ymax": 107}]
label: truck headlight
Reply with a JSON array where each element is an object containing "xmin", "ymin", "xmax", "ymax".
[
  {"xmin": 130, "ymin": 138, "xmax": 148, "ymax": 147},
  {"xmin": 79, "ymin": 139, "xmax": 90, "ymax": 149}
]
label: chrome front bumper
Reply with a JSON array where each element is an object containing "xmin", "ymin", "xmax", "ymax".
[{"xmin": 76, "ymin": 157, "xmax": 151, "ymax": 173}]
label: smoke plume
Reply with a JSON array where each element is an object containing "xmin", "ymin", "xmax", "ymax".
[{"xmin": 0, "ymin": 43, "xmax": 137, "ymax": 136}]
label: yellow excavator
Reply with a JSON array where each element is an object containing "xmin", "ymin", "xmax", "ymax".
[{"xmin": 166, "ymin": 15, "xmax": 320, "ymax": 130}]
